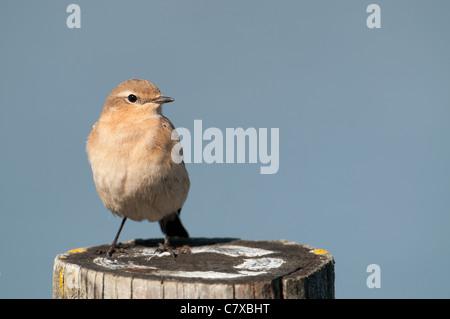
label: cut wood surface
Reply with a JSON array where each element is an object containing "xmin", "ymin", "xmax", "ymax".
[{"xmin": 52, "ymin": 238, "xmax": 335, "ymax": 299}]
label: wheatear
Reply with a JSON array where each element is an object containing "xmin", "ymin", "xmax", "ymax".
[{"xmin": 86, "ymin": 79, "xmax": 190, "ymax": 257}]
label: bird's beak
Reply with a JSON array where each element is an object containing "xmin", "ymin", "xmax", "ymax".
[{"xmin": 152, "ymin": 96, "xmax": 175, "ymax": 104}]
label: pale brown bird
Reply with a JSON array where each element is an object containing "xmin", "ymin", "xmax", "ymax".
[{"xmin": 86, "ymin": 79, "xmax": 190, "ymax": 257}]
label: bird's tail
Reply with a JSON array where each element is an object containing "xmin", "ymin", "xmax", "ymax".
[{"xmin": 159, "ymin": 209, "xmax": 189, "ymax": 238}]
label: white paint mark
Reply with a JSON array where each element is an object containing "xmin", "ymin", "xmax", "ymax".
[
  {"xmin": 190, "ymin": 245, "xmax": 274, "ymax": 257},
  {"xmin": 92, "ymin": 244, "xmax": 285, "ymax": 279},
  {"xmin": 139, "ymin": 248, "xmax": 171, "ymax": 258},
  {"xmin": 93, "ymin": 257, "xmax": 157, "ymax": 270},
  {"xmin": 109, "ymin": 245, "xmax": 274, "ymax": 260},
  {"xmin": 236, "ymin": 270, "xmax": 268, "ymax": 277},
  {"xmin": 65, "ymin": 264, "xmax": 81, "ymax": 289},
  {"xmin": 234, "ymin": 258, "xmax": 284, "ymax": 271}
]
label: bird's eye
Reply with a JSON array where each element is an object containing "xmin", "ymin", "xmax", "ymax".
[{"xmin": 127, "ymin": 94, "xmax": 137, "ymax": 103}]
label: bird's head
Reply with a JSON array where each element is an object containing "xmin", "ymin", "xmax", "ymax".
[{"xmin": 102, "ymin": 79, "xmax": 174, "ymax": 116}]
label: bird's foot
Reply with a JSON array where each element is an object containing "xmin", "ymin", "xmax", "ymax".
[
  {"xmin": 156, "ymin": 242, "xmax": 176, "ymax": 257},
  {"xmin": 156, "ymin": 243, "xmax": 191, "ymax": 257},
  {"xmin": 175, "ymin": 245, "xmax": 191, "ymax": 255},
  {"xmin": 106, "ymin": 243, "xmax": 126, "ymax": 257}
]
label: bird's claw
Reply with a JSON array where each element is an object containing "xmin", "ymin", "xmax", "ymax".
[
  {"xmin": 156, "ymin": 242, "xmax": 176, "ymax": 257},
  {"xmin": 156, "ymin": 243, "xmax": 191, "ymax": 257},
  {"xmin": 106, "ymin": 245, "xmax": 126, "ymax": 257}
]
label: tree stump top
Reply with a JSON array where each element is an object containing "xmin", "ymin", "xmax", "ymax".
[{"xmin": 53, "ymin": 238, "xmax": 334, "ymax": 299}]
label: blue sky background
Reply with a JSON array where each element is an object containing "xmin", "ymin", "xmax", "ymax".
[{"xmin": 1, "ymin": 1, "xmax": 449, "ymax": 298}]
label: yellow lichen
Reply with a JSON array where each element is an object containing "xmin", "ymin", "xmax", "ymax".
[
  {"xmin": 59, "ymin": 266, "xmax": 65, "ymax": 296},
  {"xmin": 67, "ymin": 248, "xmax": 86, "ymax": 254}
]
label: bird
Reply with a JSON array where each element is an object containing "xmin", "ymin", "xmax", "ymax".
[{"xmin": 86, "ymin": 79, "xmax": 190, "ymax": 257}]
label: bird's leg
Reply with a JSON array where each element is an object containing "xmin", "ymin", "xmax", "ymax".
[
  {"xmin": 157, "ymin": 219, "xmax": 176, "ymax": 257},
  {"xmin": 107, "ymin": 217, "xmax": 127, "ymax": 257}
]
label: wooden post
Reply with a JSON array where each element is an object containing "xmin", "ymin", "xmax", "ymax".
[{"xmin": 52, "ymin": 238, "xmax": 334, "ymax": 299}]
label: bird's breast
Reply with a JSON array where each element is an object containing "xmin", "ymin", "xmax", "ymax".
[{"xmin": 86, "ymin": 118, "xmax": 189, "ymax": 220}]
